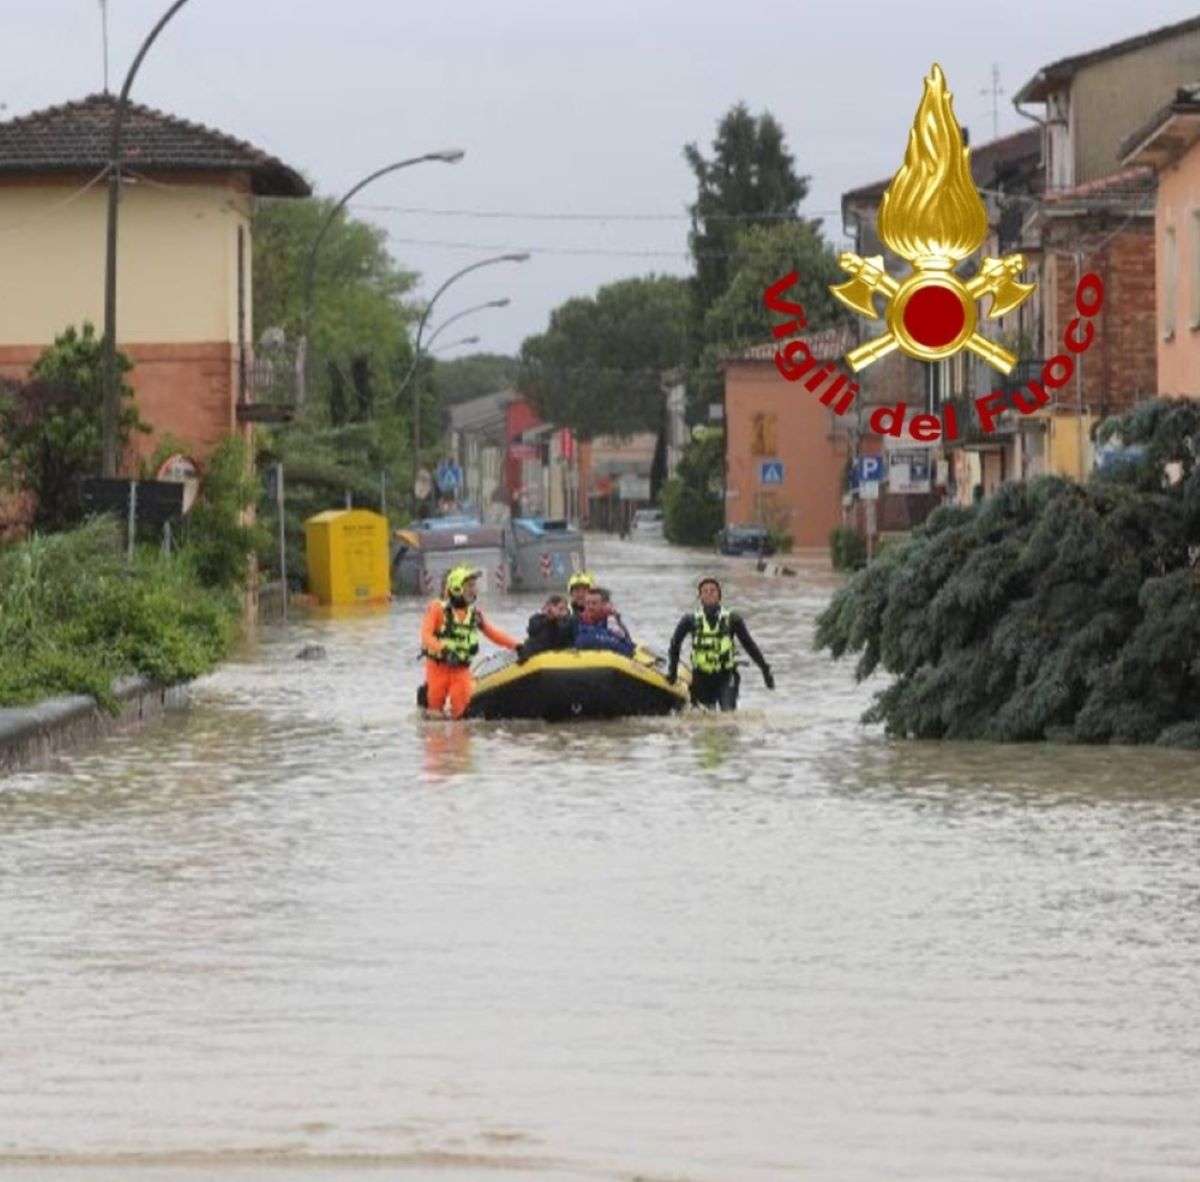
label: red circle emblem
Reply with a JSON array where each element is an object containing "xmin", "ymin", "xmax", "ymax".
[{"xmin": 902, "ymin": 285, "xmax": 966, "ymax": 348}]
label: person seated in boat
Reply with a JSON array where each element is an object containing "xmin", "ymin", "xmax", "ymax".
[
  {"xmin": 666, "ymin": 577, "xmax": 774, "ymax": 711},
  {"xmin": 516, "ymin": 594, "xmax": 577, "ymax": 663},
  {"xmin": 593, "ymin": 585, "xmax": 633, "ymax": 640},
  {"xmin": 419, "ymin": 564, "xmax": 519, "ymax": 719},
  {"xmin": 567, "ymin": 570, "xmax": 595, "ymax": 617},
  {"xmin": 573, "ymin": 587, "xmax": 635, "ymax": 657}
]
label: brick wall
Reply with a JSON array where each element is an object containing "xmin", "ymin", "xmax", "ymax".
[{"xmin": 1044, "ymin": 218, "xmax": 1157, "ymax": 416}]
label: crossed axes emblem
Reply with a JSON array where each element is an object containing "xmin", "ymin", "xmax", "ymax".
[{"xmin": 832, "ymin": 251, "xmax": 1035, "ymax": 375}]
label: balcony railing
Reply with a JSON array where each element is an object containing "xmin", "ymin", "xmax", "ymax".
[
  {"xmin": 943, "ymin": 395, "xmax": 1015, "ymax": 448},
  {"xmin": 236, "ymin": 339, "xmax": 303, "ymax": 424}
]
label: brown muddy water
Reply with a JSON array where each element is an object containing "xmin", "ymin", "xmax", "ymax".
[{"xmin": 2, "ymin": 536, "xmax": 1198, "ymax": 1181}]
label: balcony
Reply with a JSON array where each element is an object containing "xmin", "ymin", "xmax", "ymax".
[
  {"xmin": 941, "ymin": 358, "xmax": 1048, "ymax": 450},
  {"xmin": 236, "ymin": 338, "xmax": 302, "ymax": 424}
]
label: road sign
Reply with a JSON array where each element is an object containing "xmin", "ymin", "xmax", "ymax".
[
  {"xmin": 437, "ymin": 463, "xmax": 462, "ymax": 493},
  {"xmin": 854, "ymin": 456, "xmax": 885, "ymax": 484},
  {"xmin": 759, "ymin": 460, "xmax": 785, "ymax": 485},
  {"xmin": 861, "ymin": 480, "xmax": 880, "ymax": 501}
]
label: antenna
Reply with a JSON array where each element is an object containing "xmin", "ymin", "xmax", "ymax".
[
  {"xmin": 980, "ymin": 63, "xmax": 1003, "ymax": 142},
  {"xmin": 100, "ymin": 0, "xmax": 110, "ymax": 93}
]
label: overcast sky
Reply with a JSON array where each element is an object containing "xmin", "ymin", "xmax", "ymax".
[{"xmin": 4, "ymin": 0, "xmax": 1199, "ymax": 356}]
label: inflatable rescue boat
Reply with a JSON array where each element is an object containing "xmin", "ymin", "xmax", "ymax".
[{"xmin": 465, "ymin": 647, "xmax": 690, "ymax": 721}]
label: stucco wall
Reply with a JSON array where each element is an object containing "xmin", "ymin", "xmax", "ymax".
[
  {"xmin": 0, "ymin": 170, "xmax": 251, "ymax": 348},
  {"xmin": 1156, "ymin": 143, "xmax": 1200, "ymax": 396},
  {"xmin": 724, "ymin": 360, "xmax": 852, "ymax": 548},
  {"xmin": 1071, "ymin": 31, "xmax": 1200, "ymax": 184}
]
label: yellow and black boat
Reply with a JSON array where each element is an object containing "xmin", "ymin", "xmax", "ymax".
[{"xmin": 465, "ymin": 647, "xmax": 690, "ymax": 721}]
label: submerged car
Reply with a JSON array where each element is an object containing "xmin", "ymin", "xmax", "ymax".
[
  {"xmin": 715, "ymin": 524, "xmax": 776, "ymax": 556},
  {"xmin": 629, "ymin": 508, "xmax": 664, "ymax": 536}
]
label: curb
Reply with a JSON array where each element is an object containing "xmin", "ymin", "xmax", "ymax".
[{"xmin": 0, "ymin": 677, "xmax": 191, "ymax": 777}]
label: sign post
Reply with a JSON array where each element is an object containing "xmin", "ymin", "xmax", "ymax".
[{"xmin": 276, "ymin": 462, "xmax": 288, "ymax": 623}]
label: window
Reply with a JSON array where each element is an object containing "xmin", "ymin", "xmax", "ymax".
[
  {"xmin": 1191, "ymin": 210, "xmax": 1200, "ymax": 330},
  {"xmin": 1165, "ymin": 225, "xmax": 1177, "ymax": 339},
  {"xmin": 750, "ymin": 412, "xmax": 777, "ymax": 457}
]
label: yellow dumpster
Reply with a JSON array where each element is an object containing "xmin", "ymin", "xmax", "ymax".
[{"xmin": 304, "ymin": 509, "xmax": 392, "ymax": 606}]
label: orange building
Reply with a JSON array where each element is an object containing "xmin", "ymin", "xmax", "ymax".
[
  {"xmin": 0, "ymin": 95, "xmax": 309, "ymax": 475},
  {"xmin": 1121, "ymin": 84, "xmax": 1200, "ymax": 398},
  {"xmin": 721, "ymin": 325, "xmax": 876, "ymax": 549}
]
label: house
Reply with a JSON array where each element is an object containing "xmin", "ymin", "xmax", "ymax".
[
  {"xmin": 1119, "ymin": 84, "xmax": 1200, "ymax": 398},
  {"xmin": 840, "ymin": 126, "xmax": 1045, "ymax": 508},
  {"xmin": 1012, "ymin": 15, "xmax": 1200, "ymax": 192},
  {"xmin": 1009, "ymin": 22, "xmax": 1200, "ymax": 471},
  {"xmin": 721, "ymin": 324, "xmax": 878, "ymax": 549},
  {"xmin": 0, "ymin": 94, "xmax": 309, "ymax": 474},
  {"xmin": 447, "ymin": 388, "xmax": 517, "ymax": 522}
]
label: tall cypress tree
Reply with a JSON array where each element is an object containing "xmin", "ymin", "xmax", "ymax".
[{"xmin": 684, "ymin": 104, "xmax": 809, "ymax": 317}]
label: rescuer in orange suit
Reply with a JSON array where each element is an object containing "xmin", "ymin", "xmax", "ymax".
[{"xmin": 419, "ymin": 565, "xmax": 519, "ymax": 719}]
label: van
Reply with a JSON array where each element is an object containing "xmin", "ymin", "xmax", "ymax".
[{"xmin": 630, "ymin": 509, "xmax": 664, "ymax": 537}]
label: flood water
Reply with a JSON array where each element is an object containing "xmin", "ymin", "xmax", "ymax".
[{"xmin": 2, "ymin": 536, "xmax": 1199, "ymax": 1182}]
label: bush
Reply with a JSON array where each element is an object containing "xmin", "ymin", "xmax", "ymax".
[
  {"xmin": 0, "ymin": 517, "xmax": 240, "ymax": 712},
  {"xmin": 815, "ymin": 397, "xmax": 1200, "ymax": 745},
  {"xmin": 180, "ymin": 434, "xmax": 266, "ymax": 590},
  {"xmin": 0, "ymin": 323, "xmax": 146, "ymax": 533},
  {"xmin": 662, "ymin": 477, "xmax": 723, "ymax": 546},
  {"xmin": 829, "ymin": 525, "xmax": 865, "ymax": 571}
]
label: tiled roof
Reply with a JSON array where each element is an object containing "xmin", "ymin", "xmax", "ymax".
[
  {"xmin": 0, "ymin": 94, "xmax": 310, "ymax": 197},
  {"xmin": 1119, "ymin": 84, "xmax": 1200, "ymax": 166},
  {"xmin": 1013, "ymin": 15, "xmax": 1200, "ymax": 104},
  {"xmin": 725, "ymin": 323, "xmax": 856, "ymax": 365},
  {"xmin": 1041, "ymin": 165, "xmax": 1155, "ymax": 203},
  {"xmin": 842, "ymin": 126, "xmax": 1042, "ymax": 207}
]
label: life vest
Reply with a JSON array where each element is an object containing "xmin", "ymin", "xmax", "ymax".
[
  {"xmin": 692, "ymin": 608, "xmax": 735, "ymax": 674},
  {"xmin": 426, "ymin": 600, "xmax": 479, "ymax": 663}
]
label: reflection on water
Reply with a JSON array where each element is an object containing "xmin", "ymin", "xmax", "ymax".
[{"xmin": 2, "ymin": 537, "xmax": 1199, "ymax": 1182}]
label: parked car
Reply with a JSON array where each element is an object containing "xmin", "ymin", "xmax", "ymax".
[
  {"xmin": 629, "ymin": 508, "xmax": 664, "ymax": 537},
  {"xmin": 715, "ymin": 524, "xmax": 776, "ymax": 557}
]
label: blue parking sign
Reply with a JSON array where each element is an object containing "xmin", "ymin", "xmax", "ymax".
[
  {"xmin": 854, "ymin": 456, "xmax": 884, "ymax": 484},
  {"xmin": 760, "ymin": 460, "xmax": 784, "ymax": 485}
]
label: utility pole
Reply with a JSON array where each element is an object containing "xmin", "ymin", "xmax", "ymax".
[
  {"xmin": 101, "ymin": 0, "xmax": 194, "ymax": 477},
  {"xmin": 980, "ymin": 63, "xmax": 1003, "ymax": 141}
]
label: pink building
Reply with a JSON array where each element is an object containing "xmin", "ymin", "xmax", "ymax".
[{"xmin": 1121, "ymin": 84, "xmax": 1200, "ymax": 398}]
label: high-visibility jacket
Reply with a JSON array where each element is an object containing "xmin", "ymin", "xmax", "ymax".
[
  {"xmin": 421, "ymin": 599, "xmax": 518, "ymax": 663},
  {"xmin": 692, "ymin": 608, "xmax": 735, "ymax": 674}
]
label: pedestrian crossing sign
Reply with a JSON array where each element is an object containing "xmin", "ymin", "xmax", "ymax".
[{"xmin": 759, "ymin": 460, "xmax": 784, "ymax": 485}]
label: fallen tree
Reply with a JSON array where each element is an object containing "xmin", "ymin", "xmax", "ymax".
[{"xmin": 815, "ymin": 397, "xmax": 1200, "ymax": 747}]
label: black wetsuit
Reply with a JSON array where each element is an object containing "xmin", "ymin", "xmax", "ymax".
[{"xmin": 667, "ymin": 607, "xmax": 771, "ymax": 711}]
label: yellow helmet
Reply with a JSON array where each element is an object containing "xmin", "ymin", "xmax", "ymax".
[
  {"xmin": 567, "ymin": 570, "xmax": 595, "ymax": 591},
  {"xmin": 445, "ymin": 565, "xmax": 482, "ymax": 596}
]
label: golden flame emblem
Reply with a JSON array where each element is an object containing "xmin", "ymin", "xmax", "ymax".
[{"xmin": 831, "ymin": 64, "xmax": 1035, "ymax": 374}]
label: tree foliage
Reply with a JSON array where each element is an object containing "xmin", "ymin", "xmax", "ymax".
[
  {"xmin": 685, "ymin": 104, "xmax": 809, "ymax": 316},
  {"xmin": 252, "ymin": 197, "xmax": 418, "ymax": 422},
  {"xmin": 662, "ymin": 429, "xmax": 724, "ymax": 546},
  {"xmin": 519, "ymin": 275, "xmax": 690, "ymax": 439},
  {"xmin": 815, "ymin": 398, "xmax": 1200, "ymax": 747},
  {"xmin": 433, "ymin": 353, "xmax": 522, "ymax": 407},
  {"xmin": 0, "ymin": 323, "xmax": 146, "ymax": 533}
]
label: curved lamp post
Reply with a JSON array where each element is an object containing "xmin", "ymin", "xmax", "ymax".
[
  {"xmin": 423, "ymin": 297, "xmax": 510, "ymax": 354},
  {"xmin": 299, "ymin": 149, "xmax": 464, "ymax": 406},
  {"xmin": 102, "ymin": 0, "xmax": 195, "ymax": 477},
  {"xmin": 429, "ymin": 334, "xmax": 481, "ymax": 355},
  {"xmin": 398, "ymin": 253, "xmax": 529, "ymax": 501}
]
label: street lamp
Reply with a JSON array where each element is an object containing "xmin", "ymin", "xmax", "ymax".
[
  {"xmin": 397, "ymin": 253, "xmax": 530, "ymax": 502},
  {"xmin": 101, "ymin": 0, "xmax": 195, "ymax": 477},
  {"xmin": 299, "ymin": 149, "xmax": 464, "ymax": 406},
  {"xmin": 430, "ymin": 334, "xmax": 481, "ymax": 355},
  {"xmin": 423, "ymin": 297, "xmax": 510, "ymax": 353}
]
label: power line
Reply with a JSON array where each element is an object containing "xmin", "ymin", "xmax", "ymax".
[{"xmin": 348, "ymin": 203, "xmax": 845, "ymax": 222}]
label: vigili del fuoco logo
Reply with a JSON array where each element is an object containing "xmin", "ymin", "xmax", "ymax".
[{"xmin": 765, "ymin": 63, "xmax": 1106, "ymax": 443}]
